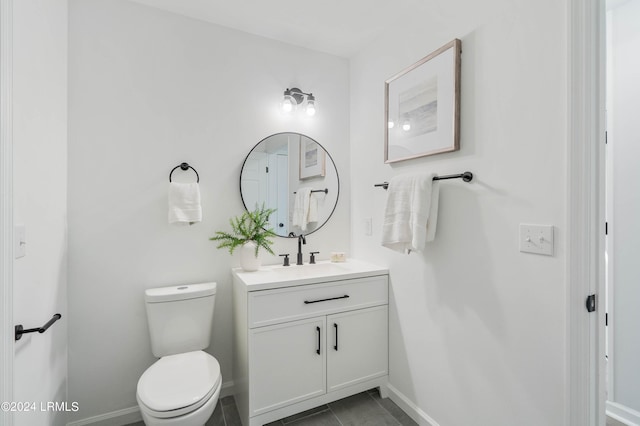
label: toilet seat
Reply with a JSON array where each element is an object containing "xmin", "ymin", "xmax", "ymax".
[
  {"xmin": 138, "ymin": 385, "xmax": 216, "ymax": 419},
  {"xmin": 137, "ymin": 351, "xmax": 221, "ymax": 419}
]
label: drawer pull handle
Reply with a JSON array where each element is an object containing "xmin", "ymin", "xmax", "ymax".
[
  {"xmin": 334, "ymin": 323, "xmax": 338, "ymax": 351},
  {"xmin": 316, "ymin": 326, "xmax": 321, "ymax": 355},
  {"xmin": 304, "ymin": 295, "xmax": 350, "ymax": 305}
]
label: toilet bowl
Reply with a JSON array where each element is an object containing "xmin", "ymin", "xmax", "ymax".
[
  {"xmin": 137, "ymin": 282, "xmax": 220, "ymax": 426},
  {"xmin": 137, "ymin": 350, "xmax": 221, "ymax": 426}
]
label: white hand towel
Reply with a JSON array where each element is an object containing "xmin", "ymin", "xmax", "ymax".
[
  {"xmin": 168, "ymin": 182, "xmax": 202, "ymax": 225},
  {"xmin": 307, "ymin": 193, "xmax": 318, "ymax": 224},
  {"xmin": 292, "ymin": 187, "xmax": 312, "ymax": 231},
  {"xmin": 381, "ymin": 173, "xmax": 440, "ymax": 253}
]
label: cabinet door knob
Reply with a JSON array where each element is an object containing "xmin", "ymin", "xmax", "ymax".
[{"xmin": 334, "ymin": 323, "xmax": 338, "ymax": 351}]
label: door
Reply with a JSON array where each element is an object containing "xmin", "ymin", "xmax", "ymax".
[
  {"xmin": 241, "ymin": 151, "xmax": 268, "ymax": 211},
  {"xmin": 265, "ymin": 152, "xmax": 289, "ymax": 234},
  {"xmin": 275, "ymin": 153, "xmax": 289, "ymax": 234},
  {"xmin": 604, "ymin": 2, "xmax": 640, "ymax": 423},
  {"xmin": 249, "ymin": 317, "xmax": 326, "ymax": 416},
  {"xmin": 327, "ymin": 306, "xmax": 388, "ymax": 392}
]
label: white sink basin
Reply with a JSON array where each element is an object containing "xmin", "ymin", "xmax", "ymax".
[
  {"xmin": 271, "ymin": 261, "xmax": 349, "ymax": 276},
  {"xmin": 232, "ymin": 259, "xmax": 388, "ymax": 290}
]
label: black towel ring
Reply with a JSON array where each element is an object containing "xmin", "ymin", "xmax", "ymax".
[{"xmin": 169, "ymin": 162, "xmax": 200, "ymax": 183}]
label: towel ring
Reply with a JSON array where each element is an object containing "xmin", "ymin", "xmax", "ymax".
[{"xmin": 169, "ymin": 162, "xmax": 199, "ymax": 183}]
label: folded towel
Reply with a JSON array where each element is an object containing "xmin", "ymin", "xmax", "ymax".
[
  {"xmin": 292, "ymin": 188, "xmax": 318, "ymax": 231},
  {"xmin": 381, "ymin": 173, "xmax": 440, "ymax": 253},
  {"xmin": 168, "ymin": 182, "xmax": 202, "ymax": 225}
]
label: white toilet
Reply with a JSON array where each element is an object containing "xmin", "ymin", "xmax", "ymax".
[{"xmin": 136, "ymin": 282, "xmax": 222, "ymax": 426}]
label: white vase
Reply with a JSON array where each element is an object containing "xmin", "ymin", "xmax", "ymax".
[{"xmin": 240, "ymin": 241, "xmax": 261, "ymax": 272}]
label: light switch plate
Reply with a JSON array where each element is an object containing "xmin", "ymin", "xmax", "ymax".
[
  {"xmin": 15, "ymin": 225, "xmax": 26, "ymax": 259},
  {"xmin": 363, "ymin": 217, "xmax": 373, "ymax": 236},
  {"xmin": 519, "ymin": 224, "xmax": 554, "ymax": 256}
]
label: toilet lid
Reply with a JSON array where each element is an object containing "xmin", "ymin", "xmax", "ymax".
[{"xmin": 137, "ymin": 351, "xmax": 221, "ymax": 413}]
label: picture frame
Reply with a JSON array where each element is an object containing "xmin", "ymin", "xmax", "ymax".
[
  {"xmin": 384, "ymin": 39, "xmax": 461, "ymax": 163},
  {"xmin": 299, "ymin": 138, "xmax": 326, "ymax": 180}
]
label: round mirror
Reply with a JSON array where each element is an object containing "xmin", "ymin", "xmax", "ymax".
[{"xmin": 240, "ymin": 133, "xmax": 339, "ymax": 237}]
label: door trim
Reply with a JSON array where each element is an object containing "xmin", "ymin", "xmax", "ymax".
[
  {"xmin": 0, "ymin": 0, "xmax": 14, "ymax": 424},
  {"xmin": 567, "ymin": 0, "xmax": 606, "ymax": 425}
]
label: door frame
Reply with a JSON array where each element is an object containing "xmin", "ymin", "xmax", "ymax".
[
  {"xmin": 567, "ymin": 0, "xmax": 607, "ymax": 425},
  {"xmin": 0, "ymin": 0, "xmax": 14, "ymax": 425}
]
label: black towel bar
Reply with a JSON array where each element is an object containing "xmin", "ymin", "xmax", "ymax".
[
  {"xmin": 169, "ymin": 162, "xmax": 200, "ymax": 183},
  {"xmin": 293, "ymin": 188, "xmax": 328, "ymax": 194},
  {"xmin": 15, "ymin": 313, "xmax": 62, "ymax": 341},
  {"xmin": 375, "ymin": 171, "xmax": 473, "ymax": 190}
]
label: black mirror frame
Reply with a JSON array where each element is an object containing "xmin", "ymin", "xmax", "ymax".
[{"xmin": 239, "ymin": 132, "xmax": 340, "ymax": 238}]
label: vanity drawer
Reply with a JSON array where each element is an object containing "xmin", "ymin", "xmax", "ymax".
[{"xmin": 248, "ymin": 275, "xmax": 388, "ymax": 328}]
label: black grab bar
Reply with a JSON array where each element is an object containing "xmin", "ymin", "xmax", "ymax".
[{"xmin": 15, "ymin": 313, "xmax": 62, "ymax": 341}]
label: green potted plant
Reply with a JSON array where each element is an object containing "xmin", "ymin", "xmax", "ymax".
[{"xmin": 210, "ymin": 205, "xmax": 277, "ymax": 271}]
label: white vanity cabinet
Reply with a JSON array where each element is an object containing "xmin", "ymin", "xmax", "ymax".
[{"xmin": 232, "ymin": 261, "xmax": 389, "ymax": 426}]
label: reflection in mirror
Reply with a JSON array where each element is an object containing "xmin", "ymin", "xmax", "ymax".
[{"xmin": 240, "ymin": 133, "xmax": 339, "ymax": 237}]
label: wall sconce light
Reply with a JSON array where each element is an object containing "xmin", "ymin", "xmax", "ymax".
[{"xmin": 281, "ymin": 87, "xmax": 317, "ymax": 116}]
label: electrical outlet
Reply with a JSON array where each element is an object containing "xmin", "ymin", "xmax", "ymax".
[{"xmin": 519, "ymin": 224, "xmax": 554, "ymax": 256}]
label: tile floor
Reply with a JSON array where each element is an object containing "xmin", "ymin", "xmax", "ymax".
[{"xmin": 127, "ymin": 388, "xmax": 417, "ymax": 426}]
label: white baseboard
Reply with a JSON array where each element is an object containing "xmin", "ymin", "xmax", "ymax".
[
  {"xmin": 66, "ymin": 406, "xmax": 142, "ymax": 426},
  {"xmin": 607, "ymin": 401, "xmax": 640, "ymax": 426},
  {"xmin": 386, "ymin": 383, "xmax": 439, "ymax": 426},
  {"xmin": 220, "ymin": 380, "xmax": 235, "ymax": 398},
  {"xmin": 67, "ymin": 381, "xmax": 235, "ymax": 426}
]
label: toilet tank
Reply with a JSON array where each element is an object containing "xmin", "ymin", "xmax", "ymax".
[{"xmin": 145, "ymin": 282, "xmax": 217, "ymax": 357}]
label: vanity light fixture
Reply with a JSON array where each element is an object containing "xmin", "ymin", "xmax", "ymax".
[{"xmin": 281, "ymin": 87, "xmax": 317, "ymax": 116}]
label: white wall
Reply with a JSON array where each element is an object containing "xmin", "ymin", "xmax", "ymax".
[
  {"xmin": 349, "ymin": 1, "xmax": 567, "ymax": 425},
  {"xmin": 67, "ymin": 0, "xmax": 349, "ymax": 422},
  {"xmin": 607, "ymin": 0, "xmax": 640, "ymax": 418},
  {"xmin": 13, "ymin": 0, "xmax": 68, "ymax": 425}
]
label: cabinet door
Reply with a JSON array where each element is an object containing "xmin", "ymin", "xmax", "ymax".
[
  {"xmin": 327, "ymin": 305, "xmax": 388, "ymax": 392},
  {"xmin": 249, "ymin": 317, "xmax": 326, "ymax": 416}
]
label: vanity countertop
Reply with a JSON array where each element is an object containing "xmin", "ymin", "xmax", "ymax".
[{"xmin": 232, "ymin": 259, "xmax": 389, "ymax": 291}]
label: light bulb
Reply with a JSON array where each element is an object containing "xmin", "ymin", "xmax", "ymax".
[
  {"xmin": 305, "ymin": 94, "xmax": 316, "ymax": 117},
  {"xmin": 281, "ymin": 89, "xmax": 295, "ymax": 113},
  {"xmin": 306, "ymin": 101, "xmax": 316, "ymax": 116},
  {"xmin": 282, "ymin": 98, "xmax": 293, "ymax": 113},
  {"xmin": 388, "ymin": 121, "xmax": 395, "ymax": 129},
  {"xmin": 402, "ymin": 120, "xmax": 411, "ymax": 131}
]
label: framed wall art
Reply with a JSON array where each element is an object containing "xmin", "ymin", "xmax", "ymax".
[
  {"xmin": 299, "ymin": 137, "xmax": 326, "ymax": 180},
  {"xmin": 384, "ymin": 39, "xmax": 461, "ymax": 163}
]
